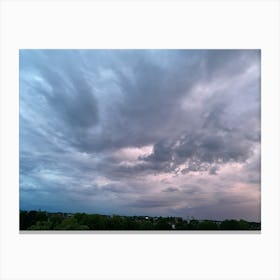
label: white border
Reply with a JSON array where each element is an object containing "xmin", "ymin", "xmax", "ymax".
[{"xmin": 1, "ymin": 1, "xmax": 279, "ymax": 280}]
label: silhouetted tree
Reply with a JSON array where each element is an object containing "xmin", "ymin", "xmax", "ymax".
[
  {"xmin": 220, "ymin": 219, "xmax": 240, "ymax": 230},
  {"xmin": 198, "ymin": 220, "xmax": 218, "ymax": 230}
]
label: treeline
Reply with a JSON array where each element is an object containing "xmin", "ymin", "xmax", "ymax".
[{"xmin": 20, "ymin": 210, "xmax": 261, "ymax": 230}]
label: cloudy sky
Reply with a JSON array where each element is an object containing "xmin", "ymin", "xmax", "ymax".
[{"xmin": 19, "ymin": 50, "xmax": 260, "ymax": 221}]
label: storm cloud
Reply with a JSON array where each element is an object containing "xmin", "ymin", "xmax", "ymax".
[{"xmin": 20, "ymin": 50, "xmax": 261, "ymax": 221}]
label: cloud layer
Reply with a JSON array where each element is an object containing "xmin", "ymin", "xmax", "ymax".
[{"xmin": 20, "ymin": 50, "xmax": 261, "ymax": 221}]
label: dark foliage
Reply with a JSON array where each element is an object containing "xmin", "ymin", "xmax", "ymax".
[{"xmin": 20, "ymin": 210, "xmax": 261, "ymax": 231}]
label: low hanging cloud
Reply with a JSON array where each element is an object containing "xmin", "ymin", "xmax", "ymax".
[{"xmin": 20, "ymin": 49, "xmax": 261, "ymax": 221}]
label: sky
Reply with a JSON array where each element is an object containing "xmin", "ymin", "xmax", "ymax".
[{"xmin": 19, "ymin": 50, "xmax": 261, "ymax": 221}]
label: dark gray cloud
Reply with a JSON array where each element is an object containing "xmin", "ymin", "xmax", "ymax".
[
  {"xmin": 20, "ymin": 50, "xmax": 261, "ymax": 221},
  {"xmin": 162, "ymin": 187, "xmax": 180, "ymax": 193}
]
